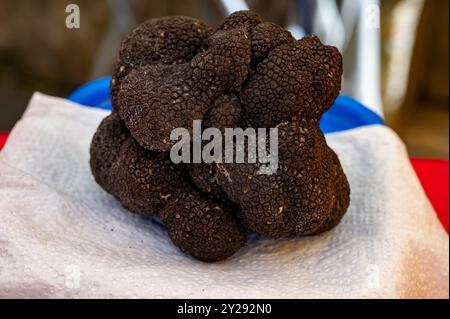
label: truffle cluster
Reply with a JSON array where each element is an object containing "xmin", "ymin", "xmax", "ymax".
[{"xmin": 90, "ymin": 11, "xmax": 350, "ymax": 262}]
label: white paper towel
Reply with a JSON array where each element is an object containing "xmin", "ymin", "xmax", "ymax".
[{"xmin": 0, "ymin": 92, "xmax": 448, "ymax": 298}]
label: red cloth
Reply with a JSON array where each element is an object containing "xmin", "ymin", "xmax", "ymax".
[
  {"xmin": 410, "ymin": 158, "xmax": 449, "ymax": 233},
  {"xmin": 0, "ymin": 132, "xmax": 7, "ymax": 151},
  {"xmin": 0, "ymin": 132, "xmax": 448, "ymax": 233}
]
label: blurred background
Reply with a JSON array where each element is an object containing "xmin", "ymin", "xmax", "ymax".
[{"xmin": 0, "ymin": 0, "xmax": 448, "ymax": 158}]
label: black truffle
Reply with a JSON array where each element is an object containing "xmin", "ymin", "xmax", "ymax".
[
  {"xmin": 114, "ymin": 27, "xmax": 251, "ymax": 152},
  {"xmin": 90, "ymin": 10, "xmax": 351, "ymax": 262},
  {"xmin": 111, "ymin": 16, "xmax": 213, "ymax": 108},
  {"xmin": 240, "ymin": 35, "xmax": 343, "ymax": 128},
  {"xmin": 214, "ymin": 119, "xmax": 350, "ymax": 238},
  {"xmin": 90, "ymin": 113, "xmax": 246, "ymax": 262},
  {"xmin": 206, "ymin": 29, "xmax": 348, "ymax": 238}
]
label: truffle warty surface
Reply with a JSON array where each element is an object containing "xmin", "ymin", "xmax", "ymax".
[{"xmin": 90, "ymin": 10, "xmax": 350, "ymax": 262}]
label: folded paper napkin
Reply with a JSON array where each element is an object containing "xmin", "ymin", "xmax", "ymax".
[{"xmin": 0, "ymin": 93, "xmax": 448, "ymax": 298}]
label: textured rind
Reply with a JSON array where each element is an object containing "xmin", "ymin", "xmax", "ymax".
[
  {"xmin": 161, "ymin": 195, "xmax": 246, "ymax": 262},
  {"xmin": 90, "ymin": 113, "xmax": 246, "ymax": 261},
  {"xmin": 311, "ymin": 146, "xmax": 351, "ymax": 234},
  {"xmin": 215, "ymin": 120, "xmax": 350, "ymax": 239},
  {"xmin": 190, "ymin": 94, "xmax": 242, "ymax": 203},
  {"xmin": 90, "ymin": 113, "xmax": 188, "ymax": 216},
  {"xmin": 115, "ymin": 28, "xmax": 251, "ymax": 151},
  {"xmin": 240, "ymin": 35, "xmax": 343, "ymax": 128},
  {"xmin": 249, "ymin": 22, "xmax": 295, "ymax": 67},
  {"xmin": 202, "ymin": 94, "xmax": 242, "ymax": 131},
  {"xmin": 90, "ymin": 113, "xmax": 131, "ymax": 195},
  {"xmin": 111, "ymin": 16, "xmax": 213, "ymax": 108},
  {"xmin": 219, "ymin": 10, "xmax": 263, "ymax": 31},
  {"xmin": 219, "ymin": 11, "xmax": 294, "ymax": 69}
]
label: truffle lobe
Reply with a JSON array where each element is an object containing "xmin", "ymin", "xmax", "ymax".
[
  {"xmin": 115, "ymin": 28, "xmax": 251, "ymax": 152},
  {"xmin": 90, "ymin": 113, "xmax": 247, "ymax": 262},
  {"xmin": 215, "ymin": 120, "xmax": 350, "ymax": 238},
  {"xmin": 189, "ymin": 94, "xmax": 242, "ymax": 203},
  {"xmin": 249, "ymin": 22, "xmax": 295, "ymax": 67},
  {"xmin": 240, "ymin": 35, "xmax": 343, "ymax": 128},
  {"xmin": 111, "ymin": 16, "xmax": 213, "ymax": 109},
  {"xmin": 161, "ymin": 195, "xmax": 246, "ymax": 262},
  {"xmin": 219, "ymin": 10, "xmax": 263, "ymax": 31}
]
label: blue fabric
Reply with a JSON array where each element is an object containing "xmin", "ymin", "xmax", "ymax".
[
  {"xmin": 68, "ymin": 76, "xmax": 384, "ymax": 133},
  {"xmin": 68, "ymin": 77, "xmax": 113, "ymax": 110}
]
